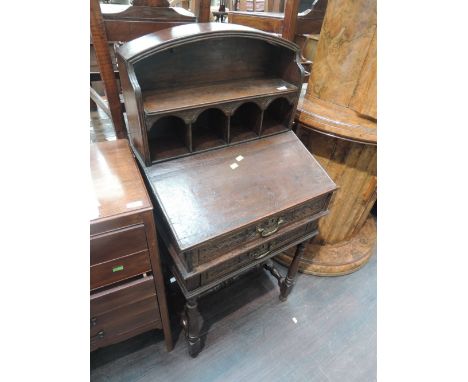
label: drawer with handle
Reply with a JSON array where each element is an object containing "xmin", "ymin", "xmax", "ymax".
[
  {"xmin": 90, "ymin": 224, "xmax": 148, "ymax": 266},
  {"xmin": 90, "ymin": 295, "xmax": 161, "ymax": 351},
  {"xmin": 184, "ymin": 194, "xmax": 330, "ymax": 270},
  {"xmin": 90, "ymin": 250, "xmax": 152, "ymax": 290},
  {"xmin": 199, "ymin": 220, "xmax": 318, "ymax": 286},
  {"xmin": 91, "ymin": 275, "xmax": 157, "ymax": 316},
  {"xmin": 90, "ymin": 276, "xmax": 161, "ymax": 350}
]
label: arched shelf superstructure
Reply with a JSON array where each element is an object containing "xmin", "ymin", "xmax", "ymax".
[{"xmin": 117, "ymin": 23, "xmax": 304, "ymax": 165}]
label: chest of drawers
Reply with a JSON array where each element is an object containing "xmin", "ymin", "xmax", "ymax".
[{"xmin": 90, "ymin": 140, "xmax": 172, "ymax": 351}]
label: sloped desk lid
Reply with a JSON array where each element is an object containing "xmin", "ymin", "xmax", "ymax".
[{"xmin": 144, "ymin": 131, "xmax": 336, "ymax": 251}]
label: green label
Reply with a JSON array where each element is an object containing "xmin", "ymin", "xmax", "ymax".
[{"xmin": 112, "ymin": 265, "xmax": 124, "ymax": 273}]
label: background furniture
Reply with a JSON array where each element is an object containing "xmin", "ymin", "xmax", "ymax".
[
  {"xmin": 90, "ymin": 139, "xmax": 173, "ymax": 351},
  {"xmin": 117, "ymin": 23, "xmax": 336, "ymax": 357},
  {"xmin": 276, "ymin": 0, "xmax": 377, "ymax": 276},
  {"xmin": 228, "ymin": 0, "xmax": 327, "ymax": 41},
  {"xmin": 228, "ymin": 0, "xmax": 327, "ymax": 81},
  {"xmin": 90, "ymin": 0, "xmax": 196, "ymax": 138}
]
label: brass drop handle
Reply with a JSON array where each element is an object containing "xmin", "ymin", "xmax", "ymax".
[
  {"xmin": 254, "ymin": 250, "xmax": 271, "ymax": 260},
  {"xmin": 257, "ymin": 218, "xmax": 284, "ymax": 238}
]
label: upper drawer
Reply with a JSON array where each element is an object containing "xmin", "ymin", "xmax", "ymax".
[
  {"xmin": 182, "ymin": 194, "xmax": 331, "ymax": 270},
  {"xmin": 199, "ymin": 220, "xmax": 318, "ymax": 286},
  {"xmin": 90, "ymin": 250, "xmax": 152, "ymax": 290},
  {"xmin": 90, "ymin": 224, "xmax": 148, "ymax": 266}
]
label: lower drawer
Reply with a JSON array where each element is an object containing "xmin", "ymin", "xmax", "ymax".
[
  {"xmin": 90, "ymin": 294, "xmax": 161, "ymax": 351},
  {"xmin": 199, "ymin": 220, "xmax": 318, "ymax": 286},
  {"xmin": 90, "ymin": 250, "xmax": 152, "ymax": 290},
  {"xmin": 188, "ymin": 195, "xmax": 330, "ymax": 269},
  {"xmin": 91, "ymin": 275, "xmax": 156, "ymax": 316}
]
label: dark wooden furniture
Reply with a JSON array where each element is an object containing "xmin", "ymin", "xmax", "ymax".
[
  {"xmin": 90, "ymin": 139, "xmax": 173, "ymax": 352},
  {"xmin": 228, "ymin": 0, "xmax": 327, "ymax": 40},
  {"xmin": 117, "ymin": 23, "xmax": 303, "ymax": 166},
  {"xmin": 117, "ymin": 23, "xmax": 336, "ymax": 357},
  {"xmin": 100, "ymin": 1, "xmax": 197, "ymax": 42},
  {"xmin": 90, "ymin": 0, "xmax": 196, "ymax": 138}
]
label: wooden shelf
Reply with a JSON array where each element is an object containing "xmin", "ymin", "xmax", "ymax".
[
  {"xmin": 192, "ymin": 109, "xmax": 227, "ymax": 151},
  {"xmin": 261, "ymin": 118, "xmax": 289, "ymax": 136},
  {"xmin": 230, "ymin": 124, "xmax": 258, "ymax": 142},
  {"xmin": 192, "ymin": 133, "xmax": 226, "ymax": 152},
  {"xmin": 150, "ymin": 138, "xmax": 190, "ymax": 162},
  {"xmin": 142, "ymin": 78, "xmax": 297, "ymax": 114},
  {"xmin": 262, "ymin": 97, "xmax": 292, "ymax": 136},
  {"xmin": 230, "ymin": 102, "xmax": 261, "ymax": 143},
  {"xmin": 148, "ymin": 116, "xmax": 189, "ymax": 162}
]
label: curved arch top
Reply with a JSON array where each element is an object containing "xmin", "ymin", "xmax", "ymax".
[
  {"xmin": 117, "ymin": 22, "xmax": 300, "ymax": 62},
  {"xmin": 116, "ymin": 22, "xmax": 304, "ymax": 165}
]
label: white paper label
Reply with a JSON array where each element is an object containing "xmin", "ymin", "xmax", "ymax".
[{"xmin": 126, "ymin": 200, "xmax": 143, "ymax": 209}]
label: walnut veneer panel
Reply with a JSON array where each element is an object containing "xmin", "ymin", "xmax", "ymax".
[
  {"xmin": 307, "ymin": 0, "xmax": 376, "ymax": 110},
  {"xmin": 145, "ymin": 131, "xmax": 336, "ymax": 251},
  {"xmin": 349, "ymin": 29, "xmax": 377, "ymax": 119},
  {"xmin": 297, "ymin": 91, "xmax": 376, "ymax": 143}
]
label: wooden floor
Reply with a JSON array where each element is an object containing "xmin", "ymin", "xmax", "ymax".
[
  {"xmin": 90, "ymin": 112, "xmax": 377, "ymax": 382},
  {"xmin": 90, "ymin": 108, "xmax": 117, "ymax": 143},
  {"xmin": 90, "ymin": 253, "xmax": 376, "ymax": 382}
]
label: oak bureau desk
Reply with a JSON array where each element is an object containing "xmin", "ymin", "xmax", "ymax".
[
  {"xmin": 117, "ymin": 23, "xmax": 337, "ymax": 357},
  {"xmin": 90, "ymin": 140, "xmax": 172, "ymax": 352}
]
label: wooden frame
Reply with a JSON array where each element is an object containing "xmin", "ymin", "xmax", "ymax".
[
  {"xmin": 90, "ymin": 0, "xmax": 196, "ymax": 138},
  {"xmin": 228, "ymin": 0, "xmax": 327, "ymax": 41},
  {"xmin": 116, "ymin": 23, "xmax": 304, "ymax": 166}
]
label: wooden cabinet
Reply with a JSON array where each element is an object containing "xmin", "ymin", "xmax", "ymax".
[
  {"xmin": 117, "ymin": 23, "xmax": 304, "ymax": 166},
  {"xmin": 90, "ymin": 140, "xmax": 172, "ymax": 352},
  {"xmin": 117, "ymin": 23, "xmax": 336, "ymax": 357}
]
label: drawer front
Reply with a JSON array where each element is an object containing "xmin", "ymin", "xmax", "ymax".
[
  {"xmin": 91, "ymin": 275, "xmax": 156, "ymax": 317},
  {"xmin": 199, "ymin": 221, "xmax": 318, "ymax": 286},
  {"xmin": 90, "ymin": 224, "xmax": 148, "ymax": 266},
  {"xmin": 200, "ymin": 257, "xmax": 240, "ymax": 285},
  {"xmin": 90, "ymin": 295, "xmax": 161, "ymax": 351},
  {"xmin": 269, "ymin": 220, "xmax": 318, "ymax": 251},
  {"xmin": 90, "ymin": 250, "xmax": 152, "ymax": 290},
  {"xmin": 187, "ymin": 194, "xmax": 330, "ymax": 269}
]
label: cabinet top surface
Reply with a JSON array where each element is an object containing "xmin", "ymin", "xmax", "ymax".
[
  {"xmin": 117, "ymin": 22, "xmax": 298, "ymax": 61},
  {"xmin": 90, "ymin": 139, "xmax": 152, "ymax": 223},
  {"xmin": 145, "ymin": 131, "xmax": 336, "ymax": 251}
]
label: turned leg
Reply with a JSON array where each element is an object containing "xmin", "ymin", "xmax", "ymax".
[
  {"xmin": 280, "ymin": 242, "xmax": 306, "ymax": 301},
  {"xmin": 182, "ymin": 298, "xmax": 202, "ymax": 357}
]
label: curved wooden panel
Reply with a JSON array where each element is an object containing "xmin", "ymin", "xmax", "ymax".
[
  {"xmin": 296, "ymin": 127, "xmax": 376, "ymax": 244},
  {"xmin": 117, "ymin": 23, "xmax": 300, "ymax": 62},
  {"xmin": 307, "ymin": 0, "xmax": 376, "ymax": 112}
]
